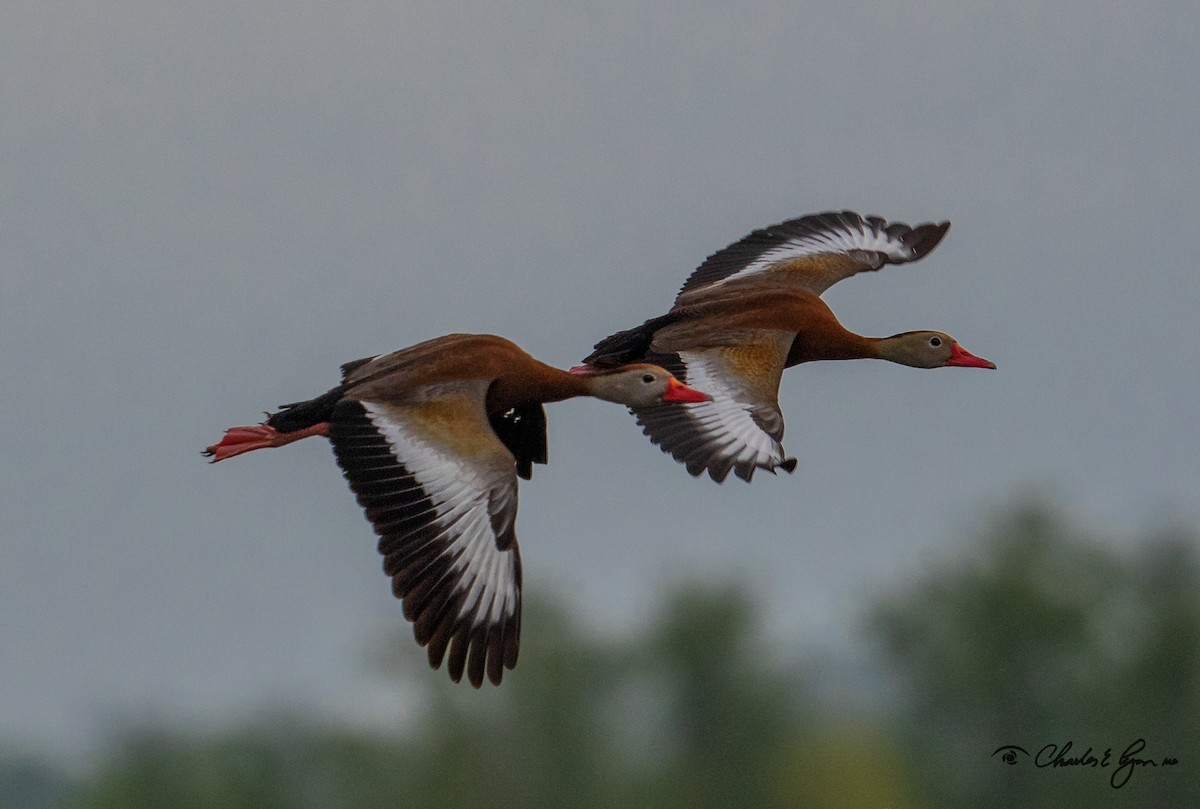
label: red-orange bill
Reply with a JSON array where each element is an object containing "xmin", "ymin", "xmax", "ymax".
[
  {"xmin": 661, "ymin": 376, "xmax": 711, "ymax": 403},
  {"xmin": 947, "ymin": 343, "xmax": 997, "ymax": 369}
]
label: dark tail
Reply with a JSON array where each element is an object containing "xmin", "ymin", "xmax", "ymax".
[
  {"xmin": 267, "ymin": 386, "xmax": 347, "ymax": 433},
  {"xmin": 583, "ymin": 311, "xmax": 679, "ymax": 368}
]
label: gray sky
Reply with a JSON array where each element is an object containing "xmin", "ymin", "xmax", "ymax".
[{"xmin": 3, "ymin": 1, "xmax": 1198, "ymax": 756}]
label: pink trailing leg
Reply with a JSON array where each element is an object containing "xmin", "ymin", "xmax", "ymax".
[{"xmin": 203, "ymin": 422, "xmax": 331, "ymax": 462}]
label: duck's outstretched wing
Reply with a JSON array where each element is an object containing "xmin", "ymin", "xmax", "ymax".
[
  {"xmin": 631, "ymin": 333, "xmax": 795, "ymax": 482},
  {"xmin": 329, "ymin": 383, "xmax": 522, "ymax": 687},
  {"xmin": 675, "ymin": 211, "xmax": 949, "ymax": 302}
]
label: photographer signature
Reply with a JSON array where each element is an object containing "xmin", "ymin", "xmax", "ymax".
[{"xmin": 992, "ymin": 739, "xmax": 1179, "ymax": 788}]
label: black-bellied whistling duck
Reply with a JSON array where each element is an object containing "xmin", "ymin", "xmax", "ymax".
[
  {"xmin": 580, "ymin": 211, "xmax": 995, "ymax": 483},
  {"xmin": 204, "ymin": 333, "xmax": 708, "ymax": 687}
]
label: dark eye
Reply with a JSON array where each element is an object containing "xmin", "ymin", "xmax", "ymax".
[
  {"xmin": 641, "ymin": 374, "xmax": 655, "ymax": 384},
  {"xmin": 929, "ymin": 336, "xmax": 942, "ymax": 347}
]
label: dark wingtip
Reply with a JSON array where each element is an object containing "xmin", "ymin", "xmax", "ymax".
[{"xmin": 904, "ymin": 221, "xmax": 951, "ymax": 261}]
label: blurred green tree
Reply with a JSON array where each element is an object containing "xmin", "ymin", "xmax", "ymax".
[
  {"xmin": 47, "ymin": 500, "xmax": 1199, "ymax": 809},
  {"xmin": 869, "ymin": 501, "xmax": 1199, "ymax": 808},
  {"xmin": 60, "ymin": 585, "xmax": 832, "ymax": 808},
  {"xmin": 62, "ymin": 724, "xmax": 424, "ymax": 809},
  {"xmin": 0, "ymin": 752, "xmax": 68, "ymax": 809},
  {"xmin": 610, "ymin": 582, "xmax": 810, "ymax": 808}
]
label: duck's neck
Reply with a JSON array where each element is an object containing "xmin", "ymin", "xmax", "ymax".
[
  {"xmin": 578, "ymin": 371, "xmax": 635, "ymax": 405},
  {"xmin": 787, "ymin": 331, "xmax": 881, "ymax": 367},
  {"xmin": 486, "ymin": 364, "xmax": 591, "ymax": 414}
]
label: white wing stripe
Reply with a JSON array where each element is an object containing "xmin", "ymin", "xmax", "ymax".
[
  {"xmin": 723, "ymin": 227, "xmax": 907, "ymax": 287},
  {"xmin": 362, "ymin": 403, "xmax": 520, "ymax": 624},
  {"xmin": 673, "ymin": 351, "xmax": 787, "ymax": 472}
]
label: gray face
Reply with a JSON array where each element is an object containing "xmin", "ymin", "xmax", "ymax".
[
  {"xmin": 889, "ymin": 331, "xmax": 958, "ymax": 368},
  {"xmin": 597, "ymin": 366, "xmax": 680, "ymax": 406}
]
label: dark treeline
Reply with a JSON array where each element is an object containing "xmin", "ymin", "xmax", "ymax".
[{"xmin": 7, "ymin": 500, "xmax": 1198, "ymax": 808}]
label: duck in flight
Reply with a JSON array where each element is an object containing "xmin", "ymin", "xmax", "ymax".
[
  {"xmin": 580, "ymin": 211, "xmax": 995, "ymax": 483},
  {"xmin": 205, "ymin": 333, "xmax": 709, "ymax": 687}
]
